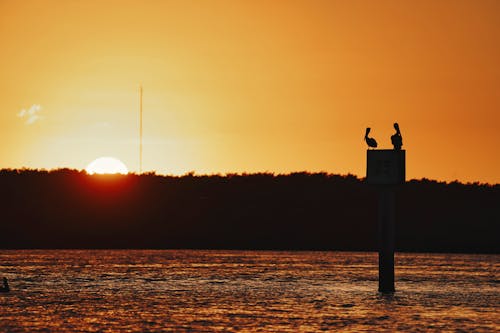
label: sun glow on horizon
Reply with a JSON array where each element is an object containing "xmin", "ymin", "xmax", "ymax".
[{"xmin": 85, "ymin": 157, "xmax": 129, "ymax": 175}]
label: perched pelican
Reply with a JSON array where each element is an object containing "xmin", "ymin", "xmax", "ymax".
[
  {"xmin": 0, "ymin": 277, "xmax": 9, "ymax": 293},
  {"xmin": 391, "ymin": 122, "xmax": 403, "ymax": 150},
  {"xmin": 364, "ymin": 128, "xmax": 378, "ymax": 148}
]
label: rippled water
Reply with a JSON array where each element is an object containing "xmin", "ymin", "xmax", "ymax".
[{"xmin": 0, "ymin": 250, "xmax": 498, "ymax": 332}]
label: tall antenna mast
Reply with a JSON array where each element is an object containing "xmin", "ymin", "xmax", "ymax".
[{"xmin": 139, "ymin": 84, "xmax": 143, "ymax": 174}]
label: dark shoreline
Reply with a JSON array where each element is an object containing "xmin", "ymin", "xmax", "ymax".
[
  {"xmin": 1, "ymin": 169, "xmax": 498, "ymax": 253},
  {"xmin": 1, "ymin": 248, "xmax": 499, "ymax": 255}
]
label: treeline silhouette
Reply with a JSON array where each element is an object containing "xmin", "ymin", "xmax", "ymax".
[{"xmin": 0, "ymin": 169, "xmax": 498, "ymax": 253}]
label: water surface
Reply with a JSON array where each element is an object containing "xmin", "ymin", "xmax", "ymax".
[{"xmin": 0, "ymin": 250, "xmax": 498, "ymax": 332}]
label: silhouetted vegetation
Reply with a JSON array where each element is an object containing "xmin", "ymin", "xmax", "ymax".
[{"xmin": 0, "ymin": 169, "xmax": 498, "ymax": 253}]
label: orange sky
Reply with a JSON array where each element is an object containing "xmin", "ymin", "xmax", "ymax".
[{"xmin": 1, "ymin": 0, "xmax": 499, "ymax": 183}]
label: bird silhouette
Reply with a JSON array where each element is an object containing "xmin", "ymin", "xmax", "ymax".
[
  {"xmin": 0, "ymin": 277, "xmax": 9, "ymax": 293},
  {"xmin": 365, "ymin": 127, "xmax": 378, "ymax": 148},
  {"xmin": 391, "ymin": 122, "xmax": 403, "ymax": 150}
]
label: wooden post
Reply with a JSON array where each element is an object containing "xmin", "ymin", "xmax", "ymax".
[
  {"xmin": 367, "ymin": 149, "xmax": 405, "ymax": 293},
  {"xmin": 378, "ymin": 187, "xmax": 395, "ymax": 292}
]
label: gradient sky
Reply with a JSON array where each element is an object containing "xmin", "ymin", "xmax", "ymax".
[{"xmin": 1, "ymin": 0, "xmax": 499, "ymax": 183}]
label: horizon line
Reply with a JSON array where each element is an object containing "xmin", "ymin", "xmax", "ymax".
[{"xmin": 0, "ymin": 167, "xmax": 497, "ymax": 186}]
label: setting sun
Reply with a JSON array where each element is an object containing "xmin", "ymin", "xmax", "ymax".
[{"xmin": 85, "ymin": 157, "xmax": 129, "ymax": 175}]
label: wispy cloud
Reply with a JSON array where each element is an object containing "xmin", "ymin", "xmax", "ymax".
[{"xmin": 17, "ymin": 104, "xmax": 43, "ymax": 125}]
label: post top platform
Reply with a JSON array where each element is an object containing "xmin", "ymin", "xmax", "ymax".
[
  {"xmin": 366, "ymin": 150, "xmax": 405, "ymax": 185},
  {"xmin": 367, "ymin": 149, "xmax": 405, "ymax": 152}
]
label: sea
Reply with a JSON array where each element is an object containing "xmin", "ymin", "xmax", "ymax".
[{"xmin": 0, "ymin": 250, "xmax": 498, "ymax": 332}]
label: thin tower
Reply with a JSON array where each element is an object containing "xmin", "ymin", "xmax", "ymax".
[{"xmin": 139, "ymin": 85, "xmax": 143, "ymax": 174}]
